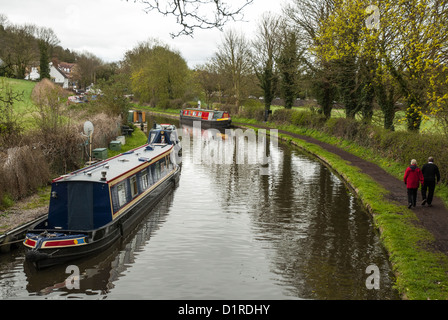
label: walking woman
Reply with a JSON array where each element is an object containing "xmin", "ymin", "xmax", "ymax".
[{"xmin": 404, "ymin": 159, "xmax": 424, "ymax": 208}]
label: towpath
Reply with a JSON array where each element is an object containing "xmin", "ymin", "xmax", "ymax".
[{"xmin": 233, "ymin": 121, "xmax": 448, "ymax": 256}]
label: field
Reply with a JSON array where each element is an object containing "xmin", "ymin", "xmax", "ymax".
[{"xmin": 1, "ymin": 77, "xmax": 39, "ymax": 129}]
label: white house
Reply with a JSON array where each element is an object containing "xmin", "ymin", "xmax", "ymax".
[
  {"xmin": 25, "ymin": 67, "xmax": 40, "ymax": 81},
  {"xmin": 49, "ymin": 62, "xmax": 69, "ymax": 89}
]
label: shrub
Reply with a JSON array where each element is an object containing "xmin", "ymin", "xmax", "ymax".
[
  {"xmin": 269, "ymin": 109, "xmax": 448, "ymax": 183},
  {"xmin": 1, "ymin": 146, "xmax": 50, "ymax": 200}
]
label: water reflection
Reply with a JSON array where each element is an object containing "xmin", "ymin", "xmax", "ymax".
[
  {"xmin": 0, "ymin": 115, "xmax": 399, "ymax": 300},
  {"xmin": 176, "ymin": 120, "xmax": 399, "ymax": 300},
  {"xmin": 20, "ymin": 190, "xmax": 174, "ymax": 299}
]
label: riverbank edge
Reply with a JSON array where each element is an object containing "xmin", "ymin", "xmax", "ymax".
[{"xmin": 149, "ymin": 110, "xmax": 448, "ymax": 300}]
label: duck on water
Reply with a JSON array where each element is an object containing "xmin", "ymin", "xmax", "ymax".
[{"xmin": 23, "ymin": 124, "xmax": 181, "ymax": 269}]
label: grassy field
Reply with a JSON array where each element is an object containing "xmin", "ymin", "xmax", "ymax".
[
  {"xmin": 1, "ymin": 77, "xmax": 38, "ymax": 129},
  {"xmin": 1, "ymin": 78, "xmax": 37, "ymax": 112}
]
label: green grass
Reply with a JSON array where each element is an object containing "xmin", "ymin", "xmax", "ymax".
[
  {"xmin": 107, "ymin": 127, "xmax": 148, "ymax": 158},
  {"xmin": 22, "ymin": 185, "xmax": 52, "ymax": 210},
  {"xmin": 2, "ymin": 78, "xmax": 37, "ymax": 113},
  {"xmin": 1, "ymin": 77, "xmax": 38, "ymax": 129}
]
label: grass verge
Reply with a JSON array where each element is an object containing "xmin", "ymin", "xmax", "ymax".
[{"xmin": 108, "ymin": 127, "xmax": 148, "ymax": 158}]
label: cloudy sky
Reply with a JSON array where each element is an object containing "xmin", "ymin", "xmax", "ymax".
[{"xmin": 1, "ymin": 0, "xmax": 285, "ymax": 68}]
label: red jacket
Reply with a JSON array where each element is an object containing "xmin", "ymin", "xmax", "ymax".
[{"xmin": 404, "ymin": 165, "xmax": 424, "ymax": 189}]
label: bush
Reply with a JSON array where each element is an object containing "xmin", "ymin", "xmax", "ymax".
[
  {"xmin": 1, "ymin": 146, "xmax": 50, "ymax": 201},
  {"xmin": 271, "ymin": 108, "xmax": 326, "ymax": 128},
  {"xmin": 269, "ymin": 109, "xmax": 448, "ymax": 182}
]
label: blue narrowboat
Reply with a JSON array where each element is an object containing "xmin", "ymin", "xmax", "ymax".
[{"xmin": 23, "ymin": 125, "xmax": 181, "ymax": 269}]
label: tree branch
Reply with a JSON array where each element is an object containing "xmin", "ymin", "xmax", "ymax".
[{"xmin": 129, "ymin": 0, "xmax": 254, "ymax": 37}]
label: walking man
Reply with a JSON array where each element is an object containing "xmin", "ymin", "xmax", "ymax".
[
  {"xmin": 421, "ymin": 157, "xmax": 441, "ymax": 207},
  {"xmin": 404, "ymin": 159, "xmax": 424, "ymax": 209}
]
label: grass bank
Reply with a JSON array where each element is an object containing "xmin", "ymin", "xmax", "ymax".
[{"xmin": 108, "ymin": 127, "xmax": 148, "ymax": 158}]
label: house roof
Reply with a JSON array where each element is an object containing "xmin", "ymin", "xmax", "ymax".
[{"xmin": 51, "ymin": 65, "xmax": 69, "ymax": 79}]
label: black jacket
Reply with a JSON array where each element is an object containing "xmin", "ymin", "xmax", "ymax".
[{"xmin": 421, "ymin": 163, "xmax": 441, "ymax": 183}]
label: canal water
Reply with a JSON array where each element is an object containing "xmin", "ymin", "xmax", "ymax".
[{"xmin": 0, "ymin": 115, "xmax": 400, "ymax": 300}]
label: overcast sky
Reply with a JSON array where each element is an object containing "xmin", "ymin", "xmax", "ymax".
[{"xmin": 0, "ymin": 0, "xmax": 285, "ymax": 68}]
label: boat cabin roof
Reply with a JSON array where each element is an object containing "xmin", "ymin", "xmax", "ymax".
[
  {"xmin": 53, "ymin": 143, "xmax": 173, "ymax": 185},
  {"xmin": 183, "ymin": 108, "xmax": 227, "ymax": 113}
]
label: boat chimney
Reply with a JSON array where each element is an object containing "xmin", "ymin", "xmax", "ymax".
[{"xmin": 101, "ymin": 171, "xmax": 107, "ymax": 181}]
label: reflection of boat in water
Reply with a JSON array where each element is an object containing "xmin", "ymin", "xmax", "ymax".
[
  {"xmin": 24, "ymin": 190, "xmax": 175, "ymax": 296},
  {"xmin": 180, "ymin": 108, "xmax": 231, "ymax": 129},
  {"xmin": 23, "ymin": 125, "xmax": 181, "ymax": 269}
]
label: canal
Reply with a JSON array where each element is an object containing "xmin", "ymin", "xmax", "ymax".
[{"xmin": 0, "ymin": 115, "xmax": 400, "ymax": 300}]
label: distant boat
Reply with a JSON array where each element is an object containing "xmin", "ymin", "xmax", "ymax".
[
  {"xmin": 180, "ymin": 108, "xmax": 231, "ymax": 129},
  {"xmin": 23, "ymin": 125, "xmax": 181, "ymax": 269}
]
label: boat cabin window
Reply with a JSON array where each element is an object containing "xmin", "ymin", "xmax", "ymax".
[
  {"xmin": 149, "ymin": 132, "xmax": 157, "ymax": 144},
  {"xmin": 130, "ymin": 175, "xmax": 138, "ymax": 198},
  {"xmin": 214, "ymin": 111, "xmax": 224, "ymax": 119},
  {"xmin": 148, "ymin": 167, "xmax": 154, "ymax": 185},
  {"xmin": 160, "ymin": 159, "xmax": 166, "ymax": 176},
  {"xmin": 155, "ymin": 162, "xmax": 160, "ymax": 180},
  {"xmin": 117, "ymin": 182, "xmax": 127, "ymax": 208},
  {"xmin": 141, "ymin": 172, "xmax": 149, "ymax": 190}
]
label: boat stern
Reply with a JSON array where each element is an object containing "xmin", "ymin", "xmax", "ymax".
[{"xmin": 24, "ymin": 232, "xmax": 88, "ymax": 267}]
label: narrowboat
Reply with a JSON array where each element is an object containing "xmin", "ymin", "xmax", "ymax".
[
  {"xmin": 180, "ymin": 108, "xmax": 231, "ymax": 129},
  {"xmin": 23, "ymin": 126, "xmax": 181, "ymax": 269}
]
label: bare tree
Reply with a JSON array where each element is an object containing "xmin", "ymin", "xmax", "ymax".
[
  {"xmin": 35, "ymin": 27, "xmax": 60, "ymax": 47},
  {"xmin": 284, "ymin": 0, "xmax": 337, "ymax": 118},
  {"xmin": 1, "ymin": 23, "xmax": 39, "ymax": 79},
  {"xmin": 34, "ymin": 27, "xmax": 60, "ymax": 79},
  {"xmin": 129, "ymin": 0, "xmax": 254, "ymax": 37},
  {"xmin": 194, "ymin": 62, "xmax": 223, "ymax": 106},
  {"xmin": 251, "ymin": 13, "xmax": 281, "ymax": 119},
  {"xmin": 212, "ymin": 29, "xmax": 252, "ymax": 107}
]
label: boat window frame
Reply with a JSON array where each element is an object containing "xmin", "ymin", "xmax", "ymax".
[
  {"xmin": 148, "ymin": 166, "xmax": 154, "ymax": 185},
  {"xmin": 116, "ymin": 182, "xmax": 127, "ymax": 208},
  {"xmin": 141, "ymin": 171, "xmax": 149, "ymax": 190},
  {"xmin": 130, "ymin": 175, "xmax": 138, "ymax": 198}
]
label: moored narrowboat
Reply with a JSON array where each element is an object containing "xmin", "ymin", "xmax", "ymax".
[
  {"xmin": 180, "ymin": 108, "xmax": 231, "ymax": 129},
  {"xmin": 23, "ymin": 127, "xmax": 181, "ymax": 269}
]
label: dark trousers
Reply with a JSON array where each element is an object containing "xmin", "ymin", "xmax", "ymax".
[
  {"xmin": 422, "ymin": 181, "xmax": 436, "ymax": 205},
  {"xmin": 407, "ymin": 188, "xmax": 418, "ymax": 207}
]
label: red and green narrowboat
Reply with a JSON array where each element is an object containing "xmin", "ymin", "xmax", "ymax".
[{"xmin": 180, "ymin": 108, "xmax": 231, "ymax": 128}]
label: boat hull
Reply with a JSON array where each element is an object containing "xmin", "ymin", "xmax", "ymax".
[{"xmin": 24, "ymin": 166, "xmax": 181, "ymax": 269}]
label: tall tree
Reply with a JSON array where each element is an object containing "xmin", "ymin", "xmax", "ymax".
[
  {"xmin": 194, "ymin": 62, "xmax": 223, "ymax": 106},
  {"xmin": 251, "ymin": 13, "xmax": 281, "ymax": 119},
  {"xmin": 277, "ymin": 26, "xmax": 302, "ymax": 109},
  {"xmin": 36, "ymin": 27, "xmax": 59, "ymax": 80},
  {"xmin": 212, "ymin": 29, "xmax": 252, "ymax": 107},
  {"xmin": 285, "ymin": 0, "xmax": 337, "ymax": 119},
  {"xmin": 126, "ymin": 41, "xmax": 190, "ymax": 107},
  {"xmin": 312, "ymin": 0, "xmax": 448, "ymax": 131},
  {"xmin": 1, "ymin": 23, "xmax": 38, "ymax": 79},
  {"xmin": 72, "ymin": 52, "xmax": 103, "ymax": 89}
]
